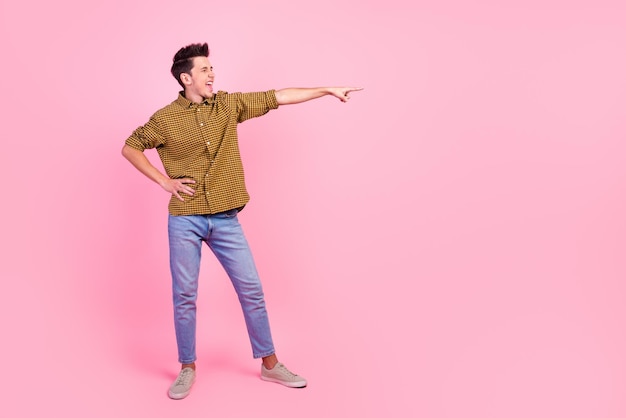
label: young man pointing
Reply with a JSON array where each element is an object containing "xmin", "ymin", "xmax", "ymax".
[{"xmin": 122, "ymin": 42, "xmax": 361, "ymax": 399}]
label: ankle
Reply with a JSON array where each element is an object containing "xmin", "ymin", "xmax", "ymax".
[
  {"xmin": 262, "ymin": 354, "xmax": 278, "ymax": 370},
  {"xmin": 182, "ymin": 363, "xmax": 196, "ymax": 371}
]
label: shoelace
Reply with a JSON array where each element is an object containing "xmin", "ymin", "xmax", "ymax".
[
  {"xmin": 174, "ymin": 369, "xmax": 194, "ymax": 386},
  {"xmin": 277, "ymin": 364, "xmax": 297, "ymax": 378}
]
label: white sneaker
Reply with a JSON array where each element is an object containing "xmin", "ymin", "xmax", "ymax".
[
  {"xmin": 168, "ymin": 367, "xmax": 196, "ymax": 399},
  {"xmin": 261, "ymin": 363, "xmax": 307, "ymax": 388}
]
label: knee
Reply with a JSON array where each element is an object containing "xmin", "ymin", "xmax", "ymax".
[
  {"xmin": 174, "ymin": 289, "xmax": 198, "ymax": 307},
  {"xmin": 238, "ymin": 284, "xmax": 266, "ymax": 306}
]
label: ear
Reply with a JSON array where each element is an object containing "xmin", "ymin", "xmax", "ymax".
[{"xmin": 180, "ymin": 73, "xmax": 192, "ymax": 86}]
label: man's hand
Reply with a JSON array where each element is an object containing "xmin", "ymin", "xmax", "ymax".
[
  {"xmin": 160, "ymin": 178, "xmax": 196, "ymax": 202},
  {"xmin": 122, "ymin": 145, "xmax": 197, "ymax": 202},
  {"xmin": 327, "ymin": 87, "xmax": 364, "ymax": 103}
]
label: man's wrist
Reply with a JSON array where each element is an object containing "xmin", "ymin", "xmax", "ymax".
[{"xmin": 157, "ymin": 175, "xmax": 170, "ymax": 188}]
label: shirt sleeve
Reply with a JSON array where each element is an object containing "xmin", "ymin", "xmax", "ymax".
[
  {"xmin": 125, "ymin": 114, "xmax": 166, "ymax": 151},
  {"xmin": 233, "ymin": 90, "xmax": 279, "ymax": 123}
]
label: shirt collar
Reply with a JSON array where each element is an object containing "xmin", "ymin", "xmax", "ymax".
[{"xmin": 176, "ymin": 91, "xmax": 216, "ymax": 108}]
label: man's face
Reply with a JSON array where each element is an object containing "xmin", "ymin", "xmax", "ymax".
[{"xmin": 184, "ymin": 56, "xmax": 215, "ymax": 100}]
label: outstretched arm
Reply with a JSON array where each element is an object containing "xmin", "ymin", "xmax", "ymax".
[{"xmin": 275, "ymin": 87, "xmax": 363, "ymax": 105}]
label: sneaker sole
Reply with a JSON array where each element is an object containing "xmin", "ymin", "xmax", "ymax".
[
  {"xmin": 261, "ymin": 375, "xmax": 307, "ymax": 388},
  {"xmin": 168, "ymin": 389, "xmax": 192, "ymax": 400}
]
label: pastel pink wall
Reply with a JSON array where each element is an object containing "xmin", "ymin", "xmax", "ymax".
[{"xmin": 1, "ymin": 1, "xmax": 625, "ymax": 417}]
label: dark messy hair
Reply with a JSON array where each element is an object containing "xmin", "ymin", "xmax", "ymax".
[{"xmin": 171, "ymin": 43, "xmax": 210, "ymax": 88}]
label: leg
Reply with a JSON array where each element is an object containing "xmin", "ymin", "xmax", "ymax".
[
  {"xmin": 206, "ymin": 210, "xmax": 276, "ymax": 359},
  {"xmin": 207, "ymin": 210, "xmax": 306, "ymax": 388},
  {"xmin": 168, "ymin": 214, "xmax": 206, "ymax": 365}
]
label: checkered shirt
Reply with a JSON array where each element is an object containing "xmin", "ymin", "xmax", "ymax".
[{"xmin": 125, "ymin": 90, "xmax": 278, "ymax": 215}]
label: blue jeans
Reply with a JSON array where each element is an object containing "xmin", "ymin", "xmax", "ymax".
[{"xmin": 168, "ymin": 210, "xmax": 275, "ymax": 364}]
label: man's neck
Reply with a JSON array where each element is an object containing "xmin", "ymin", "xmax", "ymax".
[{"xmin": 183, "ymin": 90, "xmax": 213, "ymax": 104}]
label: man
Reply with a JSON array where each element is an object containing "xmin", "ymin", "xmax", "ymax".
[{"xmin": 122, "ymin": 42, "xmax": 362, "ymax": 400}]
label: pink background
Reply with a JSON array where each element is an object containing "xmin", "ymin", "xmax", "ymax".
[{"xmin": 1, "ymin": 0, "xmax": 625, "ymax": 416}]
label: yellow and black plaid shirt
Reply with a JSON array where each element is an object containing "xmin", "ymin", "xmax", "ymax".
[{"xmin": 126, "ymin": 90, "xmax": 279, "ymax": 215}]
